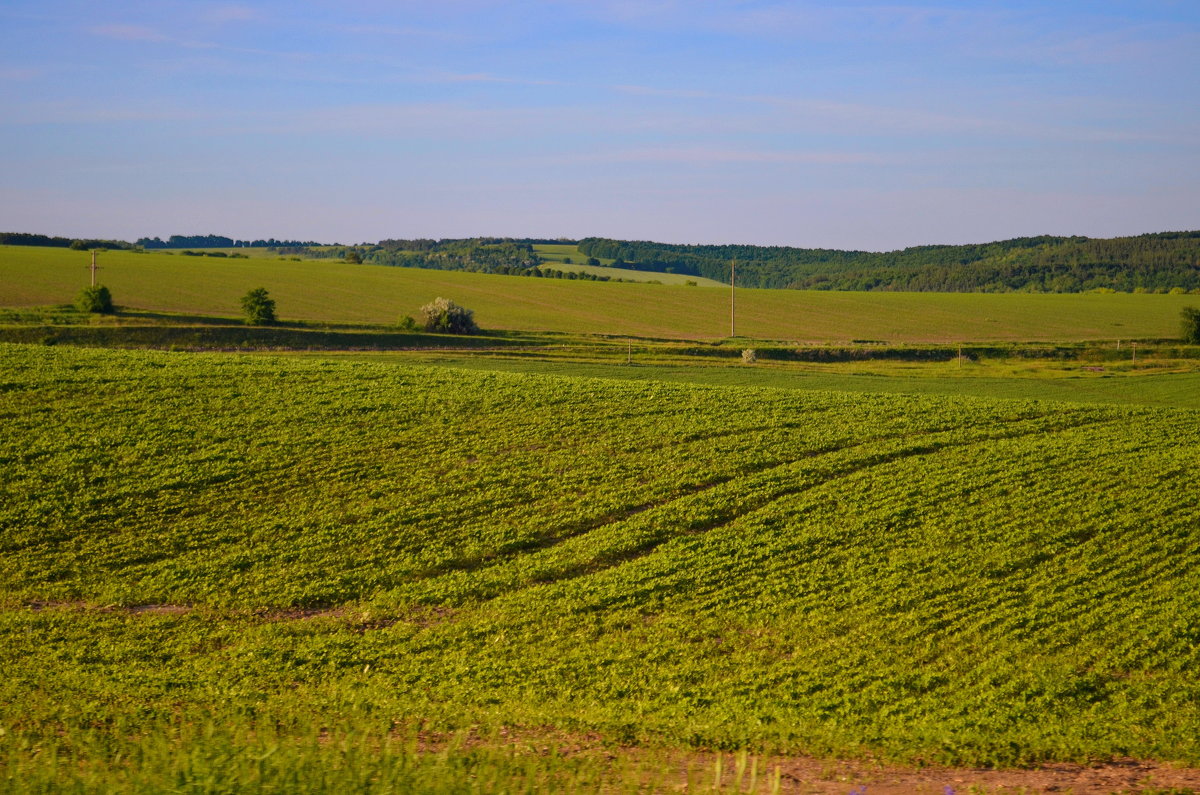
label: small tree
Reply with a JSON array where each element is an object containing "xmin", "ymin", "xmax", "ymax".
[
  {"xmin": 419, "ymin": 297, "xmax": 478, "ymax": 334},
  {"xmin": 76, "ymin": 284, "xmax": 114, "ymax": 314},
  {"xmin": 1183, "ymin": 307, "xmax": 1200, "ymax": 344},
  {"xmin": 345, "ymin": 250, "xmax": 362, "ymax": 264},
  {"xmin": 241, "ymin": 287, "xmax": 276, "ymax": 325}
]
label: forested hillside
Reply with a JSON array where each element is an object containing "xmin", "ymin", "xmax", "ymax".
[{"xmin": 578, "ymin": 232, "xmax": 1200, "ymax": 292}]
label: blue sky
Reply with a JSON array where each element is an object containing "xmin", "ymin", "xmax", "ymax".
[{"xmin": 2, "ymin": 1, "xmax": 1197, "ymax": 250}]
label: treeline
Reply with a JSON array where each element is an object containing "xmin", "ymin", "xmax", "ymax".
[
  {"xmin": 137, "ymin": 235, "xmax": 325, "ymax": 249},
  {"xmin": 578, "ymin": 232, "xmax": 1200, "ymax": 292},
  {"xmin": 0, "ymin": 232, "xmax": 137, "ymax": 250},
  {"xmin": 364, "ymin": 238, "xmax": 541, "ymax": 273}
]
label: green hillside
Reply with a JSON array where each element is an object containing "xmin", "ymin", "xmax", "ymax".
[
  {"xmin": 533, "ymin": 244, "xmax": 727, "ymax": 286},
  {"xmin": 578, "ymin": 232, "xmax": 1200, "ymax": 292},
  {"xmin": 3, "ymin": 343, "xmax": 1199, "ymax": 790},
  {"xmin": 3, "ymin": 244, "xmax": 1197, "ymax": 342}
]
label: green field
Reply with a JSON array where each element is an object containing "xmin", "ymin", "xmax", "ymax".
[
  {"xmin": 369, "ymin": 353, "xmax": 1200, "ymax": 410},
  {"xmin": 5, "ymin": 236, "xmax": 1200, "ymax": 792},
  {"xmin": 3, "ymin": 343, "xmax": 1200, "ymax": 791},
  {"xmin": 4, "ymin": 244, "xmax": 1197, "ymax": 342},
  {"xmin": 533, "ymin": 244, "xmax": 728, "ymax": 286},
  {"xmin": 155, "ymin": 246, "xmax": 327, "ymax": 259}
]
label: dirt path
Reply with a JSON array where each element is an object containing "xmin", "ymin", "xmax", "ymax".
[{"xmin": 758, "ymin": 755, "xmax": 1198, "ymax": 794}]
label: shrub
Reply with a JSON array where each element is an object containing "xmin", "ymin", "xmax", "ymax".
[
  {"xmin": 741, "ymin": 348, "xmax": 757, "ymax": 364},
  {"xmin": 241, "ymin": 288, "xmax": 276, "ymax": 325},
  {"xmin": 397, "ymin": 315, "xmax": 418, "ymax": 332},
  {"xmin": 419, "ymin": 297, "xmax": 478, "ymax": 334},
  {"xmin": 76, "ymin": 285, "xmax": 114, "ymax": 314},
  {"xmin": 1182, "ymin": 307, "xmax": 1200, "ymax": 344}
]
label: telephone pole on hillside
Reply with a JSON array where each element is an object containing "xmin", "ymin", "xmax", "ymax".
[
  {"xmin": 730, "ymin": 258, "xmax": 736, "ymax": 338},
  {"xmin": 89, "ymin": 250, "xmax": 101, "ymax": 287}
]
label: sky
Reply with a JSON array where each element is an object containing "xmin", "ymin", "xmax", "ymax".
[{"xmin": 1, "ymin": 1, "xmax": 1198, "ymax": 251}]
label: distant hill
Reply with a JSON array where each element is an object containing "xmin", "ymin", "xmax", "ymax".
[{"xmin": 578, "ymin": 232, "xmax": 1200, "ymax": 293}]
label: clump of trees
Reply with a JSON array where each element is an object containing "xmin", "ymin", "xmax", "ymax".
[
  {"xmin": 1183, "ymin": 307, "xmax": 1200, "ymax": 344},
  {"xmin": 76, "ymin": 285, "xmax": 114, "ymax": 314},
  {"xmin": 419, "ymin": 297, "xmax": 478, "ymax": 334},
  {"xmin": 241, "ymin": 288, "xmax": 276, "ymax": 325}
]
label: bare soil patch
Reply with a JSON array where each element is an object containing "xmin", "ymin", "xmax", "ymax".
[{"xmin": 761, "ymin": 755, "xmax": 1199, "ymax": 794}]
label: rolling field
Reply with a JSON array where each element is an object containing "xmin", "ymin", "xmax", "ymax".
[
  {"xmin": 4, "ymin": 343, "xmax": 1200, "ymax": 791},
  {"xmin": 372, "ymin": 353, "xmax": 1200, "ymax": 410},
  {"xmin": 532, "ymin": 243, "xmax": 728, "ymax": 286},
  {"xmin": 3, "ymin": 244, "xmax": 1197, "ymax": 342}
]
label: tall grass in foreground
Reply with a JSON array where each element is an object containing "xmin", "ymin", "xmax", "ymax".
[{"xmin": 0, "ymin": 719, "xmax": 784, "ymax": 794}]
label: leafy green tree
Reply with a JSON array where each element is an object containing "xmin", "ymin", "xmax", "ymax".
[
  {"xmin": 345, "ymin": 250, "xmax": 362, "ymax": 264},
  {"xmin": 241, "ymin": 287, "xmax": 276, "ymax": 325},
  {"xmin": 1183, "ymin": 307, "xmax": 1200, "ymax": 343},
  {"xmin": 76, "ymin": 285, "xmax": 113, "ymax": 314},
  {"xmin": 419, "ymin": 297, "xmax": 478, "ymax": 334}
]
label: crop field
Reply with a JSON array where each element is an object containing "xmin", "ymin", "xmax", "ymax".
[
  {"xmin": 532, "ymin": 244, "xmax": 728, "ymax": 286},
  {"xmin": 3, "ymin": 244, "xmax": 1197, "ymax": 342},
  {"xmin": 367, "ymin": 352, "xmax": 1200, "ymax": 410},
  {"xmin": 155, "ymin": 247, "xmax": 327, "ymax": 259},
  {"xmin": 3, "ymin": 342, "xmax": 1200, "ymax": 791}
]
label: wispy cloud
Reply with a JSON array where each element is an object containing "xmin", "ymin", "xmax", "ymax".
[
  {"xmin": 90, "ymin": 23, "xmax": 168, "ymax": 43},
  {"xmin": 572, "ymin": 1, "xmax": 1198, "ymax": 68},
  {"xmin": 612, "ymin": 84, "xmax": 713, "ymax": 100},
  {"xmin": 0, "ymin": 101, "xmax": 213, "ymax": 125},
  {"xmin": 202, "ymin": 5, "xmax": 261, "ymax": 24},
  {"xmin": 553, "ymin": 147, "xmax": 888, "ymax": 166},
  {"xmin": 999, "ymin": 25, "xmax": 1200, "ymax": 68},
  {"xmin": 88, "ymin": 22, "xmax": 308, "ymax": 60},
  {"xmin": 0, "ymin": 67, "xmax": 42, "ymax": 81},
  {"xmin": 335, "ymin": 23, "xmax": 475, "ymax": 44},
  {"xmin": 432, "ymin": 71, "xmax": 564, "ymax": 86},
  {"xmin": 611, "ymin": 83, "xmax": 1180, "ymax": 145}
]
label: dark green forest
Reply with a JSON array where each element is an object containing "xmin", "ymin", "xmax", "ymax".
[
  {"xmin": 365, "ymin": 238, "xmax": 541, "ymax": 271},
  {"xmin": 137, "ymin": 235, "xmax": 324, "ymax": 249},
  {"xmin": 577, "ymin": 232, "xmax": 1200, "ymax": 292},
  {"xmin": 0, "ymin": 232, "xmax": 137, "ymax": 250}
]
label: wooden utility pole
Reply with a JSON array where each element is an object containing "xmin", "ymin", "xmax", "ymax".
[
  {"xmin": 89, "ymin": 250, "xmax": 100, "ymax": 287},
  {"xmin": 730, "ymin": 258, "xmax": 736, "ymax": 338}
]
